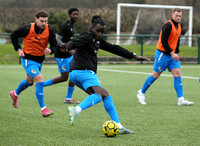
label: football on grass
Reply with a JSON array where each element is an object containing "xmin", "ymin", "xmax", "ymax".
[{"xmin": 102, "ymin": 120, "xmax": 119, "ymax": 137}]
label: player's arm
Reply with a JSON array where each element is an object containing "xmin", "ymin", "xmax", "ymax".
[
  {"xmin": 100, "ymin": 39, "xmax": 150, "ymax": 61},
  {"xmin": 47, "ymin": 26, "xmax": 58, "ymax": 55},
  {"xmin": 11, "ymin": 24, "xmax": 30, "ymax": 51},
  {"xmin": 56, "ymin": 22, "xmax": 69, "ymax": 48},
  {"xmin": 56, "ymin": 34, "xmax": 64, "ymax": 46},
  {"xmin": 62, "ymin": 33, "xmax": 90, "ymax": 52},
  {"xmin": 175, "ymin": 23, "xmax": 182, "ymax": 54},
  {"xmin": 11, "ymin": 24, "xmax": 31, "ymax": 57},
  {"xmin": 175, "ymin": 38, "xmax": 180, "ymax": 54},
  {"xmin": 161, "ymin": 22, "xmax": 173, "ymax": 54},
  {"xmin": 162, "ymin": 22, "xmax": 180, "ymax": 60}
]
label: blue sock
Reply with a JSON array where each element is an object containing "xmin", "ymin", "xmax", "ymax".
[
  {"xmin": 141, "ymin": 75, "xmax": 156, "ymax": 94},
  {"xmin": 43, "ymin": 79, "xmax": 53, "ymax": 87},
  {"xmin": 15, "ymin": 79, "xmax": 33, "ymax": 95},
  {"xmin": 66, "ymin": 86, "xmax": 74, "ymax": 99},
  {"xmin": 174, "ymin": 77, "xmax": 183, "ymax": 98},
  {"xmin": 78, "ymin": 94, "xmax": 102, "ymax": 111},
  {"xmin": 103, "ymin": 95, "xmax": 120, "ymax": 123},
  {"xmin": 35, "ymin": 82, "xmax": 45, "ymax": 108}
]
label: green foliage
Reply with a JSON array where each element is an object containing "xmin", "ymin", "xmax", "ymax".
[
  {"xmin": 0, "ymin": 64, "xmax": 200, "ymax": 145},
  {"xmin": 48, "ymin": 9, "xmax": 68, "ymax": 33}
]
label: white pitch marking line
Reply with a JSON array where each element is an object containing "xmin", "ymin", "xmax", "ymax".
[{"xmin": 98, "ymin": 68, "xmax": 199, "ymax": 80}]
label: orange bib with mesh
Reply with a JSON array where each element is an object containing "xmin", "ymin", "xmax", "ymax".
[
  {"xmin": 23, "ymin": 23, "xmax": 49, "ymax": 56},
  {"xmin": 157, "ymin": 20, "xmax": 181, "ymax": 52}
]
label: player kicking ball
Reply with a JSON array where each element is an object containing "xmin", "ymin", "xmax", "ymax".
[{"xmin": 62, "ymin": 15, "xmax": 150, "ymax": 134}]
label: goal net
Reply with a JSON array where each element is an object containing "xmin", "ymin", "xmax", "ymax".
[{"xmin": 116, "ymin": 3, "xmax": 193, "ymax": 46}]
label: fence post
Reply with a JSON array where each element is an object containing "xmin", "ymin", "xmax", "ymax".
[
  {"xmin": 198, "ymin": 36, "xmax": 200, "ymax": 64},
  {"xmin": 140, "ymin": 36, "xmax": 143, "ymax": 64},
  {"xmin": 18, "ymin": 38, "xmax": 22, "ymax": 64}
]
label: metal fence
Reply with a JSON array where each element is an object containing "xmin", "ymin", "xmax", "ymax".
[{"xmin": 1, "ymin": 33, "xmax": 200, "ymax": 64}]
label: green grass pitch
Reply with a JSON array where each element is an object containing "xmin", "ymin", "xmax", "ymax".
[{"xmin": 0, "ymin": 64, "xmax": 199, "ymax": 145}]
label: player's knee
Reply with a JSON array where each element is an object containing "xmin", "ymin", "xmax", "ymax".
[
  {"xmin": 101, "ymin": 88, "xmax": 109, "ymax": 98},
  {"xmin": 86, "ymin": 86, "xmax": 103, "ymax": 97},
  {"xmin": 152, "ymin": 71, "xmax": 161, "ymax": 79},
  {"xmin": 61, "ymin": 73, "xmax": 69, "ymax": 81},
  {"xmin": 35, "ymin": 82, "xmax": 44, "ymax": 87},
  {"xmin": 62, "ymin": 76, "xmax": 68, "ymax": 81}
]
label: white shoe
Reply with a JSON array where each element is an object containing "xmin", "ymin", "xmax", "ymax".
[
  {"xmin": 118, "ymin": 127, "xmax": 134, "ymax": 134},
  {"xmin": 137, "ymin": 89, "xmax": 146, "ymax": 105},
  {"xmin": 178, "ymin": 99, "xmax": 194, "ymax": 106},
  {"xmin": 68, "ymin": 106, "xmax": 78, "ymax": 125}
]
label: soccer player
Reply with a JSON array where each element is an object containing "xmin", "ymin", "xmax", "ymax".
[
  {"xmin": 10, "ymin": 10, "xmax": 57, "ymax": 117},
  {"xmin": 137, "ymin": 8, "xmax": 194, "ymax": 106},
  {"xmin": 42, "ymin": 8, "xmax": 80, "ymax": 104},
  {"xmin": 63, "ymin": 15, "xmax": 150, "ymax": 134}
]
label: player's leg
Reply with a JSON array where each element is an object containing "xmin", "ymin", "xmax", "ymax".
[
  {"xmin": 43, "ymin": 58, "xmax": 70, "ymax": 87},
  {"xmin": 34, "ymin": 74, "xmax": 55, "ymax": 117},
  {"xmin": 68, "ymin": 70, "xmax": 102, "ymax": 125},
  {"xmin": 10, "ymin": 58, "xmax": 34, "ymax": 108},
  {"xmin": 64, "ymin": 79, "xmax": 80, "ymax": 104},
  {"xmin": 10, "ymin": 75, "xmax": 33, "ymax": 108},
  {"xmin": 101, "ymin": 88, "xmax": 133, "ymax": 134},
  {"xmin": 29, "ymin": 61, "xmax": 54, "ymax": 117},
  {"xmin": 137, "ymin": 71, "xmax": 160, "ymax": 104},
  {"xmin": 61, "ymin": 56, "xmax": 79, "ymax": 103},
  {"xmin": 170, "ymin": 66, "xmax": 194, "ymax": 106},
  {"xmin": 68, "ymin": 89, "xmax": 102, "ymax": 125},
  {"xmin": 137, "ymin": 50, "xmax": 167, "ymax": 105}
]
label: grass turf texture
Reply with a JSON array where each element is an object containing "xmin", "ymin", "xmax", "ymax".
[{"xmin": 0, "ymin": 64, "xmax": 200, "ymax": 145}]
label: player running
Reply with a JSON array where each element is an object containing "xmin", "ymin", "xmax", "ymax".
[
  {"xmin": 42, "ymin": 8, "xmax": 80, "ymax": 104},
  {"xmin": 10, "ymin": 10, "xmax": 57, "ymax": 117}
]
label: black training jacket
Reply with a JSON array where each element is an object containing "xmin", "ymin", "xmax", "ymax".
[{"xmin": 67, "ymin": 29, "xmax": 135, "ymax": 73}]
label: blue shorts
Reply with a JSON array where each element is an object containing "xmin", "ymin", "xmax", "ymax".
[
  {"xmin": 55, "ymin": 56, "xmax": 73, "ymax": 73},
  {"xmin": 21, "ymin": 58, "xmax": 43, "ymax": 78},
  {"xmin": 69, "ymin": 70, "xmax": 101, "ymax": 91},
  {"xmin": 153, "ymin": 50, "xmax": 180, "ymax": 72}
]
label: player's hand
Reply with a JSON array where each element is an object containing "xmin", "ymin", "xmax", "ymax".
[
  {"xmin": 44, "ymin": 48, "xmax": 51, "ymax": 55},
  {"xmin": 69, "ymin": 50, "xmax": 75, "ymax": 55},
  {"xmin": 134, "ymin": 56, "xmax": 151, "ymax": 61},
  {"xmin": 18, "ymin": 49, "xmax": 25, "ymax": 57},
  {"xmin": 60, "ymin": 43, "xmax": 68, "ymax": 52},
  {"xmin": 170, "ymin": 52, "xmax": 179, "ymax": 61}
]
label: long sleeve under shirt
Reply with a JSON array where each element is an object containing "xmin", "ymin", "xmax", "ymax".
[
  {"xmin": 68, "ymin": 30, "xmax": 135, "ymax": 73},
  {"xmin": 55, "ymin": 20, "xmax": 74, "ymax": 58},
  {"xmin": 11, "ymin": 23, "xmax": 58, "ymax": 63},
  {"xmin": 160, "ymin": 19, "xmax": 181, "ymax": 54}
]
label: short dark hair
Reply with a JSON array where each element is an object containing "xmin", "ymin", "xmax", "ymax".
[
  {"xmin": 68, "ymin": 8, "xmax": 79, "ymax": 15},
  {"xmin": 172, "ymin": 8, "xmax": 182, "ymax": 13},
  {"xmin": 35, "ymin": 10, "xmax": 49, "ymax": 18},
  {"xmin": 91, "ymin": 15, "xmax": 105, "ymax": 27}
]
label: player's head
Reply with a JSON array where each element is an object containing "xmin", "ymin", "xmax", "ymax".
[
  {"xmin": 91, "ymin": 15, "xmax": 106, "ymax": 40},
  {"xmin": 172, "ymin": 8, "xmax": 182, "ymax": 23},
  {"xmin": 35, "ymin": 10, "xmax": 49, "ymax": 29},
  {"xmin": 68, "ymin": 8, "xmax": 79, "ymax": 23}
]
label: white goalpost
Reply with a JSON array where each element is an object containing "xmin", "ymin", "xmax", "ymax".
[{"xmin": 116, "ymin": 3, "xmax": 193, "ymax": 46}]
